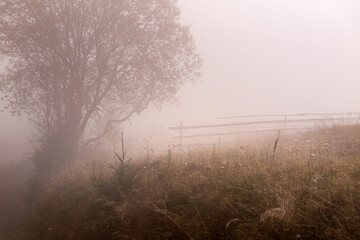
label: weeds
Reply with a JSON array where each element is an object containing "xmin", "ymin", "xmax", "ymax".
[{"xmin": 12, "ymin": 126, "xmax": 360, "ymax": 239}]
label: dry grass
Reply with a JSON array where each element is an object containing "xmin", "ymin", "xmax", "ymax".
[{"xmin": 8, "ymin": 126, "xmax": 360, "ymax": 239}]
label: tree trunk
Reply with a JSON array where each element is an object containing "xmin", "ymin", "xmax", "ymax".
[{"xmin": 29, "ymin": 131, "xmax": 80, "ymax": 195}]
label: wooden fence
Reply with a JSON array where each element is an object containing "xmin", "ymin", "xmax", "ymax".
[{"xmin": 169, "ymin": 113, "xmax": 360, "ymax": 146}]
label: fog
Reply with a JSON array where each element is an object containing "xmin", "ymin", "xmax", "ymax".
[
  {"xmin": 2, "ymin": 1, "xmax": 360, "ymax": 239},
  {"xmin": 2, "ymin": 0, "xmax": 360, "ymax": 160},
  {"xmin": 123, "ymin": 0, "xmax": 360, "ymax": 152}
]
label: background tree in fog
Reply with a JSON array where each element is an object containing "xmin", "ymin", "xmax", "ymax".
[{"xmin": 0, "ymin": 0, "xmax": 201, "ymax": 171}]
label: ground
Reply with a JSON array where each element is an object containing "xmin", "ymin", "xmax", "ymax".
[{"xmin": 1, "ymin": 125, "xmax": 360, "ymax": 239}]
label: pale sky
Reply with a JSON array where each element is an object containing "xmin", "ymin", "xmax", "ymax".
[
  {"xmin": 2, "ymin": 0, "xmax": 360, "ymax": 160},
  {"xmin": 124, "ymin": 0, "xmax": 360, "ymax": 148}
]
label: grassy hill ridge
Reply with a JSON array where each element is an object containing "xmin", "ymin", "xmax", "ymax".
[{"xmin": 3, "ymin": 126, "xmax": 360, "ymax": 239}]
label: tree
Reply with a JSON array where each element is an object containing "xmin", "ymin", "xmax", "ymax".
[{"xmin": 0, "ymin": 0, "xmax": 201, "ymax": 173}]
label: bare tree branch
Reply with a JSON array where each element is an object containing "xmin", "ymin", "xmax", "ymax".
[
  {"xmin": 0, "ymin": 0, "xmax": 202, "ymax": 166},
  {"xmin": 81, "ymin": 108, "xmax": 139, "ymax": 151}
]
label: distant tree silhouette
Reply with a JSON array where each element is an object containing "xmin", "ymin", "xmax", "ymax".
[{"xmin": 0, "ymin": 0, "xmax": 201, "ymax": 178}]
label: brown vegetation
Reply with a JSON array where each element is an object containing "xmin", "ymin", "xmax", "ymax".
[
  {"xmin": 13, "ymin": 125, "xmax": 359, "ymax": 240},
  {"xmin": 0, "ymin": 126, "xmax": 360, "ymax": 239}
]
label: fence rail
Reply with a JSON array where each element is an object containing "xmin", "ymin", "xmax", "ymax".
[
  {"xmin": 169, "ymin": 113, "xmax": 360, "ymax": 145},
  {"xmin": 173, "ymin": 127, "xmax": 313, "ymax": 139},
  {"xmin": 217, "ymin": 112, "xmax": 360, "ymax": 119}
]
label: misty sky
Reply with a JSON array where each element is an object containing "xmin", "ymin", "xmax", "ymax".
[
  {"xmin": 124, "ymin": 0, "xmax": 360, "ymax": 147},
  {"xmin": 2, "ymin": 0, "xmax": 360, "ymax": 160}
]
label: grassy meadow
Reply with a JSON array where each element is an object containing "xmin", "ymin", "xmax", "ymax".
[{"xmin": 2, "ymin": 125, "xmax": 360, "ymax": 240}]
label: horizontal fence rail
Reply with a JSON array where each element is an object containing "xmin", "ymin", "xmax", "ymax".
[
  {"xmin": 169, "ymin": 117, "xmax": 360, "ymax": 130},
  {"xmin": 173, "ymin": 127, "xmax": 312, "ymax": 139},
  {"xmin": 169, "ymin": 113, "xmax": 360, "ymax": 146},
  {"xmin": 217, "ymin": 112, "xmax": 360, "ymax": 119}
]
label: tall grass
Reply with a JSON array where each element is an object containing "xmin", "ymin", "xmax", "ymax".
[{"xmin": 14, "ymin": 126, "xmax": 360, "ymax": 239}]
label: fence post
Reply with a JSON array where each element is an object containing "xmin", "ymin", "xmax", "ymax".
[
  {"xmin": 179, "ymin": 121, "xmax": 183, "ymax": 149},
  {"xmin": 284, "ymin": 115, "xmax": 287, "ymax": 129}
]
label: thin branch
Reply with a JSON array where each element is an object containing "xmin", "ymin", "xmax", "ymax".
[
  {"xmin": 78, "ymin": 59, "xmax": 139, "ymax": 136},
  {"xmin": 80, "ymin": 107, "xmax": 139, "ymax": 151},
  {"xmin": 80, "ymin": 77, "xmax": 158, "ymax": 151}
]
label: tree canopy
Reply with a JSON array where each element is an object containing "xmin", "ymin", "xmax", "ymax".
[{"xmin": 0, "ymin": 0, "xmax": 201, "ymax": 151}]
